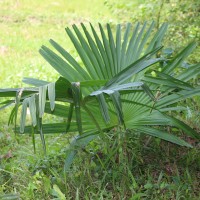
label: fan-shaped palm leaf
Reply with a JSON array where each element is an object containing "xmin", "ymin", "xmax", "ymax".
[{"xmin": 0, "ymin": 22, "xmax": 200, "ymax": 152}]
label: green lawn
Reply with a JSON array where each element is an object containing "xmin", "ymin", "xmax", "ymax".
[{"xmin": 0, "ymin": 0, "xmax": 116, "ymax": 88}]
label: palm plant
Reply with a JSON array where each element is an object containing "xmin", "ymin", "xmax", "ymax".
[{"xmin": 1, "ymin": 22, "xmax": 200, "ymax": 158}]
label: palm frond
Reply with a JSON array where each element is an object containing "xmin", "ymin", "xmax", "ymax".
[{"xmin": 0, "ymin": 22, "xmax": 199, "ymax": 153}]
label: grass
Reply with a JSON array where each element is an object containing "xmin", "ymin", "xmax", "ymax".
[
  {"xmin": 0, "ymin": 0, "xmax": 116, "ymax": 88},
  {"xmin": 0, "ymin": 129, "xmax": 200, "ymax": 199},
  {"xmin": 0, "ymin": 0, "xmax": 200, "ymax": 199}
]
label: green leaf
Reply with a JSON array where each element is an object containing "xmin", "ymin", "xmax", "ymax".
[
  {"xmin": 66, "ymin": 27, "xmax": 98, "ymax": 80},
  {"xmin": 47, "ymin": 82, "xmax": 55, "ymax": 111},
  {"xmin": 31, "ymin": 126, "xmax": 36, "ymax": 153},
  {"xmin": 81, "ymin": 23, "xmax": 107, "ymax": 79},
  {"xmin": 20, "ymin": 98, "xmax": 28, "ymax": 133},
  {"xmin": 64, "ymin": 150, "xmax": 77, "ymax": 172},
  {"xmin": 156, "ymin": 87, "xmax": 200, "ymax": 108},
  {"xmin": 73, "ymin": 24, "xmax": 104, "ymax": 79},
  {"xmin": 80, "ymin": 80, "xmax": 107, "ymax": 87},
  {"xmin": 38, "ymin": 117, "xmax": 46, "ymax": 154},
  {"xmin": 144, "ymin": 73, "xmax": 194, "ymax": 91},
  {"xmin": 115, "ymin": 24, "xmax": 121, "ymax": 73},
  {"xmin": 126, "ymin": 22, "xmax": 140, "ymax": 65},
  {"xmin": 90, "ymin": 82, "xmax": 144, "ymax": 96},
  {"xmin": 39, "ymin": 85, "xmax": 47, "ymax": 118},
  {"xmin": 71, "ymin": 82, "xmax": 83, "ymax": 135},
  {"xmin": 8, "ymin": 107, "xmax": 16, "ymax": 126},
  {"xmin": 64, "ymin": 131, "xmax": 98, "ymax": 172},
  {"xmin": 28, "ymin": 94, "xmax": 37, "ymax": 127},
  {"xmin": 177, "ymin": 63, "xmax": 200, "ymax": 82},
  {"xmin": 164, "ymin": 114, "xmax": 200, "ymax": 140},
  {"xmin": 39, "ymin": 46, "xmax": 82, "ymax": 82},
  {"xmin": 120, "ymin": 23, "xmax": 131, "ymax": 68},
  {"xmin": 0, "ymin": 100, "xmax": 14, "ymax": 110},
  {"xmin": 110, "ymin": 91, "xmax": 124, "ymax": 125},
  {"xmin": 52, "ymin": 184, "xmax": 66, "ymax": 200},
  {"xmin": 49, "ymin": 39, "xmax": 90, "ymax": 80},
  {"xmin": 137, "ymin": 127, "xmax": 192, "ymax": 147},
  {"xmin": 105, "ymin": 47, "xmax": 163, "ymax": 87},
  {"xmin": 96, "ymin": 93, "xmax": 110, "ymax": 123},
  {"xmin": 23, "ymin": 77, "xmax": 49, "ymax": 87},
  {"xmin": 66, "ymin": 103, "xmax": 74, "ymax": 133},
  {"xmin": 55, "ymin": 77, "xmax": 73, "ymax": 101},
  {"xmin": 141, "ymin": 83, "xmax": 156, "ymax": 101},
  {"xmin": 162, "ymin": 42, "xmax": 197, "ymax": 74},
  {"xmin": 99, "ymin": 23, "xmax": 115, "ymax": 77},
  {"xmin": 134, "ymin": 22, "xmax": 155, "ymax": 61},
  {"xmin": 90, "ymin": 23, "xmax": 111, "ymax": 78},
  {"xmin": 129, "ymin": 22, "xmax": 147, "ymax": 62},
  {"xmin": 0, "ymin": 88, "xmax": 38, "ymax": 98},
  {"xmin": 145, "ymin": 23, "xmax": 168, "ymax": 53},
  {"xmin": 107, "ymin": 23, "xmax": 117, "ymax": 75}
]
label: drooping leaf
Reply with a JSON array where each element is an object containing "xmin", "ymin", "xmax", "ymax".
[
  {"xmin": 48, "ymin": 82, "xmax": 55, "ymax": 111},
  {"xmin": 0, "ymin": 100, "xmax": 14, "ymax": 110},
  {"xmin": 38, "ymin": 117, "xmax": 46, "ymax": 154},
  {"xmin": 20, "ymin": 98, "xmax": 28, "ymax": 133},
  {"xmin": 39, "ymin": 85, "xmax": 47, "ymax": 118},
  {"xmin": 137, "ymin": 126, "xmax": 192, "ymax": 147},
  {"xmin": 28, "ymin": 94, "xmax": 37, "ymax": 127}
]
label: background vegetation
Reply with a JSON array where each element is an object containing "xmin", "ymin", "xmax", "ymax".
[{"xmin": 0, "ymin": 0, "xmax": 199, "ymax": 199}]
